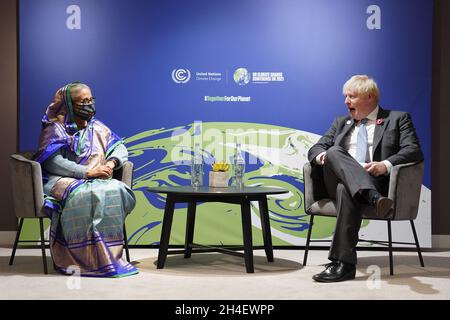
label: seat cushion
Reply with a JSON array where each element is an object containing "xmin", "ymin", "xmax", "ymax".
[
  {"xmin": 307, "ymin": 199, "xmax": 394, "ymax": 219},
  {"xmin": 307, "ymin": 199, "xmax": 338, "ymax": 217}
]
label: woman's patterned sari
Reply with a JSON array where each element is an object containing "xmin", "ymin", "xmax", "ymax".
[{"xmin": 34, "ymin": 83, "xmax": 138, "ymax": 277}]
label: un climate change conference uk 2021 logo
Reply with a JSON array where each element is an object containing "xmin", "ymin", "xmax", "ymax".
[
  {"xmin": 234, "ymin": 67, "xmax": 285, "ymax": 85},
  {"xmin": 172, "ymin": 68, "xmax": 191, "ymax": 84},
  {"xmin": 234, "ymin": 68, "xmax": 251, "ymax": 86}
]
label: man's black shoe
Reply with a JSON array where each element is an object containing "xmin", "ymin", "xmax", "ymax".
[
  {"xmin": 362, "ymin": 189, "xmax": 393, "ymax": 217},
  {"xmin": 312, "ymin": 261, "xmax": 356, "ymax": 282},
  {"xmin": 374, "ymin": 196, "xmax": 393, "ymax": 218}
]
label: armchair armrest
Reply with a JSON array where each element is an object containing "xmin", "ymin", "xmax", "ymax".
[
  {"xmin": 113, "ymin": 160, "xmax": 134, "ymax": 188},
  {"xmin": 303, "ymin": 161, "xmax": 331, "ymax": 213},
  {"xmin": 388, "ymin": 161, "xmax": 424, "ymax": 220},
  {"xmin": 303, "ymin": 162, "xmax": 315, "ymax": 211},
  {"xmin": 9, "ymin": 154, "xmax": 45, "ymax": 218}
]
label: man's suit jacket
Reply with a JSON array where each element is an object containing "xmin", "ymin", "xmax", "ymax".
[{"xmin": 308, "ymin": 107, "xmax": 424, "ymax": 167}]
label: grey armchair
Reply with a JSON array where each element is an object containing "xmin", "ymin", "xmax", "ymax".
[
  {"xmin": 302, "ymin": 161, "xmax": 425, "ymax": 275},
  {"xmin": 9, "ymin": 151, "xmax": 134, "ymax": 274}
]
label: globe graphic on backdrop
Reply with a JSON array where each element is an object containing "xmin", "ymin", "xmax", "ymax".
[
  {"xmin": 233, "ymin": 68, "xmax": 250, "ymax": 85},
  {"xmin": 121, "ymin": 122, "xmax": 340, "ymax": 247}
]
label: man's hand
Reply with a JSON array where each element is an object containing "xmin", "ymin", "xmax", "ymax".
[
  {"xmin": 364, "ymin": 161, "xmax": 387, "ymax": 176},
  {"xmin": 86, "ymin": 165, "xmax": 113, "ymax": 179}
]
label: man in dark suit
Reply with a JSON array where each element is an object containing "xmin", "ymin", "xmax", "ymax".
[{"xmin": 308, "ymin": 75, "xmax": 423, "ymax": 282}]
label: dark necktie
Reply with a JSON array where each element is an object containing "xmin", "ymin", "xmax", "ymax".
[{"xmin": 355, "ymin": 118, "xmax": 368, "ymax": 163}]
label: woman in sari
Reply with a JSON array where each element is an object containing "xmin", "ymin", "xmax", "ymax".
[{"xmin": 34, "ymin": 82, "xmax": 138, "ymax": 277}]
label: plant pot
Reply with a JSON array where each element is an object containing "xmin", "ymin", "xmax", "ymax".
[{"xmin": 209, "ymin": 171, "xmax": 229, "ymax": 188}]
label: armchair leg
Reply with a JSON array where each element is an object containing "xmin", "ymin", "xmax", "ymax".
[
  {"xmin": 39, "ymin": 217, "xmax": 48, "ymax": 274},
  {"xmin": 9, "ymin": 218, "xmax": 24, "ymax": 266},
  {"xmin": 123, "ymin": 223, "xmax": 131, "ymax": 263},
  {"xmin": 410, "ymin": 220, "xmax": 425, "ymax": 267},
  {"xmin": 387, "ymin": 220, "xmax": 393, "ymax": 276},
  {"xmin": 303, "ymin": 215, "xmax": 315, "ymax": 266}
]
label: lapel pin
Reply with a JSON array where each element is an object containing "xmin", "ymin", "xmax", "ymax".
[
  {"xmin": 346, "ymin": 120, "xmax": 351, "ymax": 125},
  {"xmin": 376, "ymin": 118, "xmax": 384, "ymax": 125}
]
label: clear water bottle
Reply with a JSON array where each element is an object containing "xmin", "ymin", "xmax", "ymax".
[
  {"xmin": 233, "ymin": 143, "xmax": 245, "ymax": 188},
  {"xmin": 191, "ymin": 142, "xmax": 203, "ymax": 188}
]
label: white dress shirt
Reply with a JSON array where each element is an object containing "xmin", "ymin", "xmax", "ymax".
[{"xmin": 315, "ymin": 106, "xmax": 393, "ymax": 174}]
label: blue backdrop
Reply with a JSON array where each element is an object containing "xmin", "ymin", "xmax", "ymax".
[
  {"xmin": 19, "ymin": 0, "xmax": 432, "ymax": 186},
  {"xmin": 19, "ymin": 0, "xmax": 432, "ymax": 246}
]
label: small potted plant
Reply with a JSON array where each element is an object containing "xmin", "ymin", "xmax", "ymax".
[{"xmin": 209, "ymin": 161, "xmax": 230, "ymax": 188}]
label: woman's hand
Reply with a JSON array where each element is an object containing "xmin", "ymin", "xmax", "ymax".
[
  {"xmin": 105, "ymin": 160, "xmax": 116, "ymax": 170},
  {"xmin": 86, "ymin": 165, "xmax": 113, "ymax": 179}
]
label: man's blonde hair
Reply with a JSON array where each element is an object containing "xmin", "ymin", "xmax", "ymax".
[{"xmin": 342, "ymin": 75, "xmax": 379, "ymax": 103}]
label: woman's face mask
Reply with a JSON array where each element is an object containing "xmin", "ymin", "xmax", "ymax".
[
  {"xmin": 70, "ymin": 86, "xmax": 96, "ymax": 122},
  {"xmin": 73, "ymin": 102, "xmax": 96, "ymax": 121}
]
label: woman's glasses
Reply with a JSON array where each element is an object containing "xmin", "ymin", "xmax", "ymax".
[{"xmin": 74, "ymin": 97, "xmax": 95, "ymax": 106}]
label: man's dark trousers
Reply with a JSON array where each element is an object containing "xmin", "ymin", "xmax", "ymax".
[{"xmin": 323, "ymin": 146, "xmax": 389, "ymax": 265}]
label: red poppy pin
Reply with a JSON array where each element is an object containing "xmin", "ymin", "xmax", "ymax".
[{"xmin": 376, "ymin": 118, "xmax": 384, "ymax": 125}]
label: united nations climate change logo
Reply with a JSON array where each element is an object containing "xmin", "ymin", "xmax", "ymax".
[
  {"xmin": 233, "ymin": 68, "xmax": 250, "ymax": 86},
  {"xmin": 172, "ymin": 68, "xmax": 191, "ymax": 84}
]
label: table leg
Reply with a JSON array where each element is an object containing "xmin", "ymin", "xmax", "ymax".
[
  {"xmin": 184, "ymin": 202, "xmax": 197, "ymax": 258},
  {"xmin": 240, "ymin": 198, "xmax": 254, "ymax": 273},
  {"xmin": 157, "ymin": 195, "xmax": 175, "ymax": 269},
  {"xmin": 258, "ymin": 196, "xmax": 274, "ymax": 262}
]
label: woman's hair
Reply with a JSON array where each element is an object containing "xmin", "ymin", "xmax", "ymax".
[
  {"xmin": 342, "ymin": 75, "xmax": 379, "ymax": 103},
  {"xmin": 69, "ymin": 82, "xmax": 91, "ymax": 101}
]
